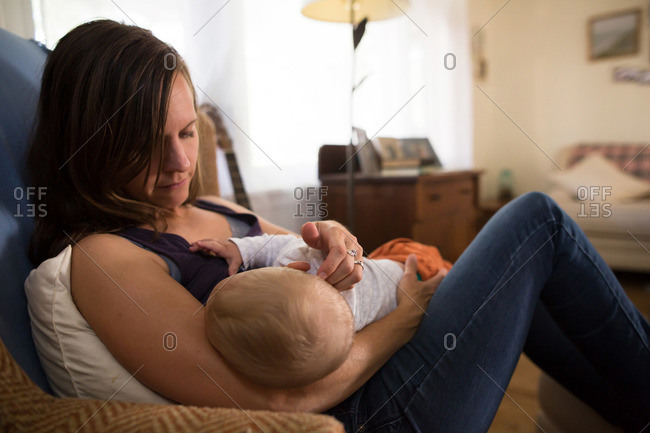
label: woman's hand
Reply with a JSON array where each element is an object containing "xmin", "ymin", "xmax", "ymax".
[
  {"xmin": 301, "ymin": 221, "xmax": 363, "ymax": 291},
  {"xmin": 395, "ymin": 254, "xmax": 447, "ymax": 335},
  {"xmin": 189, "ymin": 239, "xmax": 243, "ymax": 276}
]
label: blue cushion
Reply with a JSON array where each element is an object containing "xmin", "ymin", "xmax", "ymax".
[{"xmin": 0, "ymin": 27, "xmax": 52, "ymax": 393}]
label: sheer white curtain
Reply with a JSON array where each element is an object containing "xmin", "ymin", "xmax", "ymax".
[
  {"xmin": 33, "ymin": 0, "xmax": 185, "ymax": 51},
  {"xmin": 33, "ymin": 0, "xmax": 472, "ymax": 228},
  {"xmin": 187, "ymin": 0, "xmax": 473, "ymax": 197},
  {"xmin": 354, "ymin": 0, "xmax": 473, "ymax": 169},
  {"xmin": 186, "ymin": 0, "xmax": 351, "ymax": 197}
]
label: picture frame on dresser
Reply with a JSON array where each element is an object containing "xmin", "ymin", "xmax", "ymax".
[
  {"xmin": 353, "ymin": 128, "xmax": 381, "ymax": 175},
  {"xmin": 375, "ymin": 137, "xmax": 441, "ymax": 169}
]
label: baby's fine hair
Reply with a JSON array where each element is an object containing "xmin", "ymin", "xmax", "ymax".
[{"xmin": 205, "ymin": 267, "xmax": 354, "ymax": 388}]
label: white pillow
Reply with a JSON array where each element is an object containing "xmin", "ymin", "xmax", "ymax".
[
  {"xmin": 550, "ymin": 154, "xmax": 650, "ymax": 202},
  {"xmin": 24, "ymin": 245, "xmax": 175, "ymax": 404}
]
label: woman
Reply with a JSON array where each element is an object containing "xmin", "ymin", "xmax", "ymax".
[{"xmin": 28, "ymin": 20, "xmax": 648, "ymax": 432}]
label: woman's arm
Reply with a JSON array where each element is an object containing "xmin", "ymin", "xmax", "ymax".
[
  {"xmin": 272, "ymin": 255, "xmax": 446, "ymax": 413},
  {"xmin": 71, "ymin": 233, "xmax": 283, "ymax": 409},
  {"xmin": 72, "ymin": 234, "xmax": 443, "ymax": 411}
]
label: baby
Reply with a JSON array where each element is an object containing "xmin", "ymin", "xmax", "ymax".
[
  {"xmin": 205, "ymin": 266, "xmax": 355, "ymax": 389},
  {"xmin": 194, "ymin": 234, "xmax": 451, "ymax": 388}
]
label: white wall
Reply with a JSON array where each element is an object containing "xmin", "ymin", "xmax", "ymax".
[
  {"xmin": 469, "ymin": 0, "xmax": 650, "ymax": 201},
  {"xmin": 0, "ymin": 0, "xmax": 34, "ymax": 38}
]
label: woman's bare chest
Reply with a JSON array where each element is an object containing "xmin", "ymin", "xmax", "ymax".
[{"xmin": 164, "ymin": 206, "xmax": 233, "ymax": 244}]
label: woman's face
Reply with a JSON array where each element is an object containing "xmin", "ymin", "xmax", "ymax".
[{"xmin": 123, "ymin": 74, "xmax": 198, "ymax": 210}]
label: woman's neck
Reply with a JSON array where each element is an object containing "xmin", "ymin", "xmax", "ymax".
[{"xmin": 149, "ymin": 203, "xmax": 193, "ymax": 231}]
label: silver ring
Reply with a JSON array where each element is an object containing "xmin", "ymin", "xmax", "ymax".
[
  {"xmin": 354, "ymin": 260, "xmax": 364, "ymax": 270},
  {"xmin": 347, "ymin": 249, "xmax": 357, "ymax": 257}
]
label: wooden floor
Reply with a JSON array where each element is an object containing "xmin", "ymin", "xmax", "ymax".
[{"xmin": 487, "ymin": 271, "xmax": 650, "ymax": 433}]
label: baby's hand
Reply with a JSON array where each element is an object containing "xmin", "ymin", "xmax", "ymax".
[{"xmin": 189, "ymin": 239, "xmax": 243, "ymax": 276}]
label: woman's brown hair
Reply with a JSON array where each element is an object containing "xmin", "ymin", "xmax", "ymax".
[{"xmin": 28, "ymin": 20, "xmax": 199, "ymax": 266}]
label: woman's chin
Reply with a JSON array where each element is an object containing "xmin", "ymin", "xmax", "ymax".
[{"xmin": 152, "ymin": 190, "xmax": 190, "ymax": 210}]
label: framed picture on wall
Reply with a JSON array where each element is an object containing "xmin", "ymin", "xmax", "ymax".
[{"xmin": 588, "ymin": 9, "xmax": 641, "ymax": 60}]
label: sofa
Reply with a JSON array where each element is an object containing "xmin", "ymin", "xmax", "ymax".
[
  {"xmin": 0, "ymin": 27, "xmax": 343, "ymax": 432},
  {"xmin": 546, "ymin": 143, "xmax": 650, "ymax": 273}
]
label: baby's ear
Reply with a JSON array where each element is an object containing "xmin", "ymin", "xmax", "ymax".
[{"xmin": 285, "ymin": 261, "xmax": 311, "ymax": 272}]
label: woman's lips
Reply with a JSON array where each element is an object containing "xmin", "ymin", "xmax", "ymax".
[{"xmin": 159, "ymin": 178, "xmax": 187, "ymax": 189}]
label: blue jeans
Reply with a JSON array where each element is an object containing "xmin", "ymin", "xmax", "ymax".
[{"xmin": 324, "ymin": 192, "xmax": 649, "ymax": 433}]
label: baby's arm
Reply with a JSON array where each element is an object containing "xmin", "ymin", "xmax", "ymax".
[
  {"xmin": 230, "ymin": 234, "xmax": 304, "ymax": 270},
  {"xmin": 189, "ymin": 239, "xmax": 243, "ymax": 276},
  {"xmin": 190, "ymin": 234, "xmax": 302, "ymax": 274}
]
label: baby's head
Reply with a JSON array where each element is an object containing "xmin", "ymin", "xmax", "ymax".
[{"xmin": 205, "ymin": 267, "xmax": 354, "ymax": 388}]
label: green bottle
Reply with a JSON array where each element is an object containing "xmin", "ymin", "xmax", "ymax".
[{"xmin": 498, "ymin": 169, "xmax": 514, "ymax": 202}]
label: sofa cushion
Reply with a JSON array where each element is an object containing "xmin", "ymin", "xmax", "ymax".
[
  {"xmin": 0, "ymin": 27, "xmax": 51, "ymax": 392},
  {"xmin": 565, "ymin": 143, "xmax": 650, "ymax": 182},
  {"xmin": 25, "ymin": 245, "xmax": 175, "ymax": 403},
  {"xmin": 550, "ymin": 154, "xmax": 650, "ymax": 202}
]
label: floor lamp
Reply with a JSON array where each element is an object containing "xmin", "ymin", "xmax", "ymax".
[{"xmin": 301, "ymin": 0, "xmax": 409, "ymax": 232}]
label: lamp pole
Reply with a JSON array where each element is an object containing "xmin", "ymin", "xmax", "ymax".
[
  {"xmin": 301, "ymin": 0, "xmax": 410, "ymax": 233},
  {"xmin": 346, "ymin": 1, "xmax": 356, "ymax": 232}
]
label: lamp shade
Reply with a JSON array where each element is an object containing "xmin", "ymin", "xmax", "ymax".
[{"xmin": 301, "ymin": 0, "xmax": 410, "ymax": 23}]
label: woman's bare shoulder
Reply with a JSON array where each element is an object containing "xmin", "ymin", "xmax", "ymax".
[
  {"xmin": 75, "ymin": 232, "xmax": 129, "ymax": 249},
  {"xmin": 70, "ymin": 233, "xmax": 169, "ymax": 306},
  {"xmin": 73, "ymin": 232, "xmax": 167, "ymax": 273},
  {"xmin": 197, "ymin": 195, "xmax": 251, "ymax": 214},
  {"xmin": 75, "ymin": 232, "xmax": 136, "ymax": 250}
]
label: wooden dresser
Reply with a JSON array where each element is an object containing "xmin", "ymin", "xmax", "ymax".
[{"xmin": 319, "ymin": 169, "xmax": 482, "ymax": 262}]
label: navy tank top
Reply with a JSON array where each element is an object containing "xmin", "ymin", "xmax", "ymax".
[{"xmin": 118, "ymin": 199, "xmax": 263, "ymax": 305}]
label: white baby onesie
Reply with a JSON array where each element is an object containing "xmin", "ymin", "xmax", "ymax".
[{"xmin": 229, "ymin": 234, "xmax": 403, "ymax": 331}]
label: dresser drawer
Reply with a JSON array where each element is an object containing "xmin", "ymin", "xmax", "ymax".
[
  {"xmin": 319, "ymin": 167, "xmax": 482, "ymax": 262},
  {"xmin": 413, "ymin": 210, "xmax": 477, "ymax": 261},
  {"xmin": 416, "ymin": 178, "xmax": 474, "ymax": 220}
]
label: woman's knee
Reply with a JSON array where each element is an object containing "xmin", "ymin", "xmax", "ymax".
[{"xmin": 510, "ymin": 191, "xmax": 561, "ymax": 219}]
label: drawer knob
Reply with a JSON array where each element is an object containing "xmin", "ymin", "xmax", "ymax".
[{"xmin": 429, "ymin": 193, "xmax": 441, "ymax": 201}]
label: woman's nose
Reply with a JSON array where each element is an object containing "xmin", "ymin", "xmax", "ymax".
[{"xmin": 163, "ymin": 138, "xmax": 191, "ymax": 172}]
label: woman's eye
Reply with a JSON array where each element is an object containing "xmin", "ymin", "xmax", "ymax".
[{"xmin": 180, "ymin": 131, "xmax": 195, "ymax": 139}]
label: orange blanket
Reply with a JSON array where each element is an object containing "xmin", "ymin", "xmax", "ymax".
[{"xmin": 368, "ymin": 238, "xmax": 452, "ymax": 280}]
